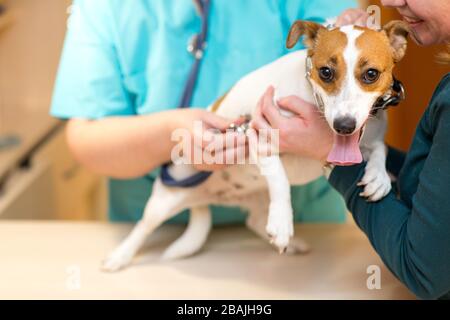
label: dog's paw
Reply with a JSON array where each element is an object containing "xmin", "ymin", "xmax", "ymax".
[
  {"xmin": 358, "ymin": 165, "xmax": 392, "ymax": 202},
  {"xmin": 100, "ymin": 250, "xmax": 133, "ymax": 273},
  {"xmin": 266, "ymin": 203, "xmax": 294, "ymax": 252}
]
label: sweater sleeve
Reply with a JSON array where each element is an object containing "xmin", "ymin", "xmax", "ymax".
[
  {"xmin": 386, "ymin": 146, "xmax": 406, "ymax": 177},
  {"xmin": 329, "ymin": 78, "xmax": 450, "ymax": 299}
]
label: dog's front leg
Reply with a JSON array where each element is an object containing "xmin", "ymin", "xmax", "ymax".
[
  {"xmin": 358, "ymin": 114, "xmax": 392, "ymax": 203},
  {"xmin": 359, "ymin": 140, "xmax": 392, "ymax": 202},
  {"xmin": 257, "ymin": 155, "xmax": 294, "ymax": 252}
]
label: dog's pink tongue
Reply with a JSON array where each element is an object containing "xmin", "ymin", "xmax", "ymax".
[{"xmin": 327, "ymin": 130, "xmax": 363, "ymax": 166}]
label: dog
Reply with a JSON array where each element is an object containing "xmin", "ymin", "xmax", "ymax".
[{"xmin": 101, "ymin": 20, "xmax": 409, "ymax": 272}]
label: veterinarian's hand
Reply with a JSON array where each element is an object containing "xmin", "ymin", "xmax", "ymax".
[
  {"xmin": 252, "ymin": 87, "xmax": 333, "ymax": 162},
  {"xmin": 172, "ymin": 109, "xmax": 247, "ymax": 171},
  {"xmin": 336, "ymin": 8, "xmax": 369, "ymax": 27}
]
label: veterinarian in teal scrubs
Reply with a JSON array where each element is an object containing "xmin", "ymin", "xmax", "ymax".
[{"xmin": 51, "ymin": 0, "xmax": 357, "ymax": 223}]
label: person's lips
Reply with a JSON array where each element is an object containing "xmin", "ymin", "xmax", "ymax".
[{"xmin": 403, "ymin": 15, "xmax": 424, "ymax": 27}]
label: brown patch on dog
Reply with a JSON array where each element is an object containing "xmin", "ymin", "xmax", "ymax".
[
  {"xmin": 232, "ymin": 183, "xmax": 244, "ymax": 190},
  {"xmin": 221, "ymin": 171, "xmax": 230, "ymax": 181},
  {"xmin": 215, "ymin": 190, "xmax": 227, "ymax": 198},
  {"xmin": 383, "ymin": 20, "xmax": 410, "ymax": 63},
  {"xmin": 355, "ymin": 28, "xmax": 396, "ymax": 93},
  {"xmin": 309, "ymin": 28, "xmax": 348, "ymax": 95},
  {"xmin": 286, "ymin": 20, "xmax": 326, "ymax": 49},
  {"xmin": 354, "ymin": 25, "xmax": 366, "ymax": 31},
  {"xmin": 211, "ymin": 91, "xmax": 229, "ymax": 113}
]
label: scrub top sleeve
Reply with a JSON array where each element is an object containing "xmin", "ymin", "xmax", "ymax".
[
  {"xmin": 301, "ymin": 0, "xmax": 359, "ymax": 24},
  {"xmin": 50, "ymin": 0, "xmax": 134, "ymax": 120}
]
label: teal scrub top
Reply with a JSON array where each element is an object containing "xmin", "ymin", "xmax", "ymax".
[{"xmin": 51, "ymin": 0, "xmax": 356, "ymax": 224}]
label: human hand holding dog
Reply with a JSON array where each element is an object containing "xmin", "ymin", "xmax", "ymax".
[
  {"xmin": 172, "ymin": 109, "xmax": 247, "ymax": 172},
  {"xmin": 336, "ymin": 8, "xmax": 369, "ymax": 27},
  {"xmin": 252, "ymin": 87, "xmax": 333, "ymax": 163}
]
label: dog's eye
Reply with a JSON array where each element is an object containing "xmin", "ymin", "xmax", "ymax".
[
  {"xmin": 362, "ymin": 69, "xmax": 380, "ymax": 84},
  {"xmin": 319, "ymin": 67, "xmax": 335, "ymax": 83}
]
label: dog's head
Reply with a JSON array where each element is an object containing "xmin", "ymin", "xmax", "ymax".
[{"xmin": 287, "ymin": 20, "xmax": 409, "ymax": 165}]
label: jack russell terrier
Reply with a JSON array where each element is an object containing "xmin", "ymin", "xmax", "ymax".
[{"xmin": 101, "ymin": 20, "xmax": 409, "ymax": 272}]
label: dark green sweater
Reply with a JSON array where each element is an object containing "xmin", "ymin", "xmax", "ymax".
[{"xmin": 329, "ymin": 73, "xmax": 450, "ymax": 300}]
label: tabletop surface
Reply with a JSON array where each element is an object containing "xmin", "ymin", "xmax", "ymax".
[{"xmin": 0, "ymin": 220, "xmax": 415, "ymax": 300}]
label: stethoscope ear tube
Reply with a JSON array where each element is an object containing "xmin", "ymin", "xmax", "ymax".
[{"xmin": 160, "ymin": 0, "xmax": 213, "ymax": 188}]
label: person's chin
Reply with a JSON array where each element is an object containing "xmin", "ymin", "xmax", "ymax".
[{"xmin": 409, "ymin": 23, "xmax": 437, "ymax": 46}]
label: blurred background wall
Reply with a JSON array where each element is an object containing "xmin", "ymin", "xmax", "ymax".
[
  {"xmin": 0, "ymin": 0, "xmax": 70, "ymax": 114},
  {"xmin": 0, "ymin": 0, "xmax": 107, "ymax": 220},
  {"xmin": 368, "ymin": 0, "xmax": 449, "ymax": 150}
]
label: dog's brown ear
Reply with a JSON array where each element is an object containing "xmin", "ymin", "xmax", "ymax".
[
  {"xmin": 286, "ymin": 20, "xmax": 325, "ymax": 49},
  {"xmin": 383, "ymin": 20, "xmax": 410, "ymax": 63}
]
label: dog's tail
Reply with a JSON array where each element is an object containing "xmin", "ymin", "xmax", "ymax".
[{"xmin": 161, "ymin": 205, "xmax": 212, "ymax": 260}]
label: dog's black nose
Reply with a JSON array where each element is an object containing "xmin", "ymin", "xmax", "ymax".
[{"xmin": 333, "ymin": 117, "xmax": 356, "ymax": 135}]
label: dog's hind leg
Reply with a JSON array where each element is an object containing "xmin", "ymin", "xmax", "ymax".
[
  {"xmin": 161, "ymin": 205, "xmax": 212, "ymax": 261},
  {"xmin": 101, "ymin": 179, "xmax": 191, "ymax": 272}
]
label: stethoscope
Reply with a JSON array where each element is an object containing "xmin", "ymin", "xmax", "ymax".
[{"xmin": 160, "ymin": 0, "xmax": 213, "ymax": 187}]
